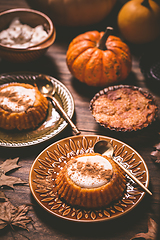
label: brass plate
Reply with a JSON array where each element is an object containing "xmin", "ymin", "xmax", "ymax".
[
  {"xmin": 0, "ymin": 72, "xmax": 74, "ymax": 147},
  {"xmin": 29, "ymin": 135, "xmax": 149, "ymax": 222}
]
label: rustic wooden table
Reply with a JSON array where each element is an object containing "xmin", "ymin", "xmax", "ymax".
[{"xmin": 0, "ymin": 1, "xmax": 160, "ymax": 239}]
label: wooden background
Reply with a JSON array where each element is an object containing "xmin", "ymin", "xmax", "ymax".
[{"xmin": 0, "ymin": 0, "xmax": 160, "ymax": 239}]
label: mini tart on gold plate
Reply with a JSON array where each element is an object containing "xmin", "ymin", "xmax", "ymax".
[
  {"xmin": 90, "ymin": 85, "xmax": 158, "ymax": 132},
  {"xmin": 55, "ymin": 153, "xmax": 126, "ymax": 209},
  {"xmin": 0, "ymin": 82, "xmax": 48, "ymax": 131}
]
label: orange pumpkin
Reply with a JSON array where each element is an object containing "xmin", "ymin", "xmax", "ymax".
[
  {"xmin": 26, "ymin": 0, "xmax": 117, "ymax": 26},
  {"xmin": 66, "ymin": 27, "xmax": 132, "ymax": 87}
]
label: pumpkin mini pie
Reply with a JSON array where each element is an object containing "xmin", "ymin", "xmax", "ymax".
[
  {"xmin": 55, "ymin": 153, "xmax": 126, "ymax": 209},
  {"xmin": 90, "ymin": 85, "xmax": 158, "ymax": 132},
  {"xmin": 0, "ymin": 82, "xmax": 48, "ymax": 131}
]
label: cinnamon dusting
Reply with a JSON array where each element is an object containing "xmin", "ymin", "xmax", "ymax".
[{"xmin": 69, "ymin": 159, "xmax": 112, "ymax": 182}]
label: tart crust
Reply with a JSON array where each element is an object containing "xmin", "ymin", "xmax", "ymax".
[
  {"xmin": 90, "ymin": 85, "xmax": 158, "ymax": 132},
  {"xmin": 55, "ymin": 153, "xmax": 126, "ymax": 209},
  {"xmin": 0, "ymin": 82, "xmax": 48, "ymax": 130}
]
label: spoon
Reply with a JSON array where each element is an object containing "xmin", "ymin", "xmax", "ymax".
[
  {"xmin": 35, "ymin": 74, "xmax": 81, "ymax": 135},
  {"xmin": 94, "ymin": 140, "xmax": 152, "ymax": 196}
]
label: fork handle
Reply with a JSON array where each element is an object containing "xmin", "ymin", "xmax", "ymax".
[
  {"xmin": 113, "ymin": 158, "xmax": 152, "ymax": 196},
  {"xmin": 48, "ymin": 95, "xmax": 81, "ymax": 135}
]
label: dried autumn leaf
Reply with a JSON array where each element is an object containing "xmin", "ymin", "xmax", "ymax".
[
  {"xmin": 151, "ymin": 150, "xmax": 160, "ymax": 164},
  {"xmin": 154, "ymin": 143, "xmax": 160, "ymax": 150},
  {"xmin": 0, "ymin": 190, "xmax": 7, "ymax": 202},
  {"xmin": 0, "ymin": 157, "xmax": 26, "ymax": 188},
  {"xmin": 0, "ymin": 174, "xmax": 26, "ymax": 189},
  {"xmin": 0, "ymin": 192, "xmax": 33, "ymax": 230},
  {"xmin": 0, "ymin": 157, "xmax": 20, "ymax": 173},
  {"xmin": 131, "ymin": 217, "xmax": 157, "ymax": 240},
  {"xmin": 151, "ymin": 143, "xmax": 160, "ymax": 164}
]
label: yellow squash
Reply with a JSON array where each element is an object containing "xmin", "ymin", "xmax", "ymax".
[{"xmin": 117, "ymin": 0, "xmax": 160, "ymax": 44}]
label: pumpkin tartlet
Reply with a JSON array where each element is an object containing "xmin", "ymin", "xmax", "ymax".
[
  {"xmin": 90, "ymin": 85, "xmax": 158, "ymax": 132},
  {"xmin": 55, "ymin": 153, "xmax": 126, "ymax": 209},
  {"xmin": 0, "ymin": 82, "xmax": 48, "ymax": 131}
]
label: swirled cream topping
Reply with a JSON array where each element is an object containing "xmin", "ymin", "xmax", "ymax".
[
  {"xmin": 0, "ymin": 18, "xmax": 48, "ymax": 49},
  {"xmin": 67, "ymin": 155, "xmax": 113, "ymax": 188},
  {"xmin": 0, "ymin": 85, "xmax": 35, "ymax": 112}
]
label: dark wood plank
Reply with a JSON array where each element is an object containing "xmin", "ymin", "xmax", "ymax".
[{"xmin": 0, "ymin": 0, "xmax": 160, "ymax": 239}]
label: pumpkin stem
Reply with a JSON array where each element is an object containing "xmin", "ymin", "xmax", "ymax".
[
  {"xmin": 97, "ymin": 27, "xmax": 114, "ymax": 50},
  {"xmin": 141, "ymin": 0, "xmax": 151, "ymax": 8}
]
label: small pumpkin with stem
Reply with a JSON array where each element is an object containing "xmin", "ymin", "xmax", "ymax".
[{"xmin": 66, "ymin": 27, "xmax": 132, "ymax": 87}]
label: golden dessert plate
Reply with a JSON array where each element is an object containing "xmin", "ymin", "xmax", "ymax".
[
  {"xmin": 0, "ymin": 72, "xmax": 74, "ymax": 147},
  {"xmin": 29, "ymin": 135, "xmax": 149, "ymax": 222}
]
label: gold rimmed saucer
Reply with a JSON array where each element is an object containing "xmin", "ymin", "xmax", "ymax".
[{"xmin": 29, "ymin": 135, "xmax": 149, "ymax": 222}]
